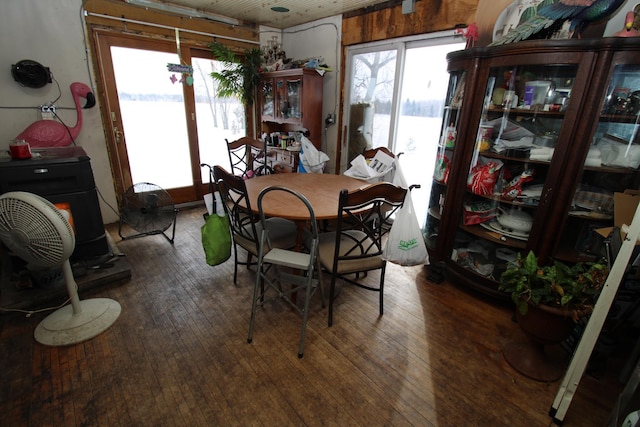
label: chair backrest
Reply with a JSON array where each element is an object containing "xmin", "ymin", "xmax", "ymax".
[
  {"xmin": 213, "ymin": 165, "xmax": 259, "ymax": 243},
  {"xmin": 226, "ymin": 137, "xmax": 269, "ymax": 178},
  {"xmin": 362, "ymin": 146, "xmax": 397, "ymax": 160},
  {"xmin": 257, "ymin": 186, "xmax": 318, "ymax": 254},
  {"xmin": 333, "ymin": 182, "xmax": 408, "ymax": 264}
]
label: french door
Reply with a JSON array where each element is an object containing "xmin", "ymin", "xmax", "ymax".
[
  {"xmin": 94, "ymin": 32, "xmax": 246, "ymax": 205},
  {"xmin": 343, "ymin": 32, "xmax": 465, "ymax": 226}
]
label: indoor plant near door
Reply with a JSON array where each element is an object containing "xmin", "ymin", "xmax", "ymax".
[
  {"xmin": 209, "ymin": 42, "xmax": 263, "ymax": 132},
  {"xmin": 498, "ymin": 250, "xmax": 609, "ymax": 381}
]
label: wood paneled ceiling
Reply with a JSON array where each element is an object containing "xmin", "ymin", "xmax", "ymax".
[{"xmin": 122, "ymin": 0, "xmax": 398, "ymax": 28}]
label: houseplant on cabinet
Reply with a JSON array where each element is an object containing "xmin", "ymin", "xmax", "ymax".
[{"xmin": 498, "ymin": 251, "xmax": 609, "ymax": 381}]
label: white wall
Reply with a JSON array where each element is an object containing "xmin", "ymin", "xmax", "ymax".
[
  {"xmin": 0, "ymin": 0, "xmax": 119, "ymax": 223},
  {"xmin": 604, "ymin": 0, "xmax": 640, "ymax": 36},
  {"xmin": 281, "ymin": 16, "xmax": 342, "ymax": 174}
]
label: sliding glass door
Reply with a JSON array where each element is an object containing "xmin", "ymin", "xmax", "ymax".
[{"xmin": 344, "ymin": 33, "xmax": 465, "ymax": 225}]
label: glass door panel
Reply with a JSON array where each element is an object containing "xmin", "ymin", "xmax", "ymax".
[
  {"xmin": 261, "ymin": 79, "xmax": 274, "ymax": 118},
  {"xmin": 192, "ymin": 57, "xmax": 246, "ymax": 184},
  {"xmin": 557, "ymin": 63, "xmax": 640, "ymax": 263},
  {"xmin": 111, "ymin": 47, "xmax": 192, "ymax": 190},
  {"xmin": 452, "ymin": 63, "xmax": 578, "ymax": 281},
  {"xmin": 424, "ymin": 70, "xmax": 466, "ymax": 251},
  {"xmin": 346, "ymin": 49, "xmax": 398, "ymax": 163},
  {"xmin": 396, "ymin": 42, "xmax": 465, "ymax": 226},
  {"xmin": 286, "ymin": 78, "xmax": 301, "ymax": 120}
]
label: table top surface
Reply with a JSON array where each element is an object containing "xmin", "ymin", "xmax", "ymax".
[{"xmin": 244, "ymin": 173, "xmax": 368, "ymax": 220}]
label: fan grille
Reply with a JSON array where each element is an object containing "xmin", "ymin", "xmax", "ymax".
[
  {"xmin": 120, "ymin": 183, "xmax": 175, "ymax": 234},
  {"xmin": 0, "ymin": 192, "xmax": 74, "ymax": 267}
]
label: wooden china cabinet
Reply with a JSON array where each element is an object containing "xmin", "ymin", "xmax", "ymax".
[
  {"xmin": 424, "ymin": 38, "xmax": 640, "ymax": 298},
  {"xmin": 258, "ymin": 68, "xmax": 324, "ymax": 149}
]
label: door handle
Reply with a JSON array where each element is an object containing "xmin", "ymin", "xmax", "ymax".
[{"xmin": 114, "ymin": 126, "xmax": 123, "ymax": 143}]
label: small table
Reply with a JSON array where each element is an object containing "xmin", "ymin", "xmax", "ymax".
[{"xmin": 245, "ymin": 173, "xmax": 368, "ymax": 247}]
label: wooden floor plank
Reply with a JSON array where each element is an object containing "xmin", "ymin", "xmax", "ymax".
[{"xmin": 0, "ymin": 206, "xmax": 633, "ymax": 426}]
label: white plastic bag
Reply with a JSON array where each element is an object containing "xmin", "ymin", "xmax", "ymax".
[
  {"xmin": 383, "ymin": 191, "xmax": 429, "ymax": 266},
  {"xmin": 298, "ymin": 136, "xmax": 329, "ymax": 173},
  {"xmin": 344, "ymin": 151, "xmax": 396, "ymax": 183},
  {"xmin": 383, "ymin": 162, "xmax": 429, "ymax": 266}
]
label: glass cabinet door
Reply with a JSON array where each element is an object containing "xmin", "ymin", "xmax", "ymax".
[
  {"xmin": 261, "ymin": 79, "xmax": 274, "ymax": 119},
  {"xmin": 451, "ymin": 63, "xmax": 578, "ymax": 282},
  {"xmin": 556, "ymin": 62, "xmax": 640, "ymax": 263},
  {"xmin": 424, "ymin": 70, "xmax": 466, "ymax": 252},
  {"xmin": 286, "ymin": 78, "xmax": 301, "ymax": 120},
  {"xmin": 275, "ymin": 77, "xmax": 302, "ymax": 121}
]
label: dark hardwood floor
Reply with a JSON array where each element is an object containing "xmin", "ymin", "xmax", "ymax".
[{"xmin": 0, "ymin": 207, "xmax": 632, "ymax": 426}]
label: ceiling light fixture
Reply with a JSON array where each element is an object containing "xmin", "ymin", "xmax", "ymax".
[
  {"xmin": 270, "ymin": 6, "xmax": 290, "ymax": 13},
  {"xmin": 125, "ymin": 0, "xmax": 242, "ymax": 26}
]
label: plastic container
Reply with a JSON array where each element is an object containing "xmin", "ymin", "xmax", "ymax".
[{"xmin": 524, "ymin": 81, "xmax": 552, "ymax": 107}]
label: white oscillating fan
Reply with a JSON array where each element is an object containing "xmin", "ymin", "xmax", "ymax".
[{"xmin": 0, "ymin": 192, "xmax": 121, "ymax": 346}]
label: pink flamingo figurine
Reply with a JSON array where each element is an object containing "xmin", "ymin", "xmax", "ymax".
[
  {"xmin": 16, "ymin": 82, "xmax": 96, "ymax": 147},
  {"xmin": 455, "ymin": 23, "xmax": 478, "ymax": 48},
  {"xmin": 614, "ymin": 11, "xmax": 640, "ymax": 37}
]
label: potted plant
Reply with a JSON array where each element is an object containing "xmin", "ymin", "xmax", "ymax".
[
  {"xmin": 498, "ymin": 250, "xmax": 609, "ymax": 381},
  {"xmin": 209, "ymin": 42, "xmax": 263, "ymax": 108},
  {"xmin": 499, "ymin": 250, "xmax": 608, "ymax": 321}
]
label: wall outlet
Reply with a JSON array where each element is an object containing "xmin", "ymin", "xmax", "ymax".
[
  {"xmin": 40, "ymin": 104, "xmax": 56, "ymax": 120},
  {"xmin": 325, "ymin": 113, "xmax": 336, "ymax": 125}
]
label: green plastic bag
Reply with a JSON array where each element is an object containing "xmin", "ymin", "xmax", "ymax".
[{"xmin": 201, "ymin": 213, "xmax": 232, "ymax": 266}]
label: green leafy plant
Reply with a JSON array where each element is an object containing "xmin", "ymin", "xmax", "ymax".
[
  {"xmin": 209, "ymin": 42, "xmax": 263, "ymax": 107},
  {"xmin": 498, "ymin": 251, "xmax": 609, "ymax": 320}
]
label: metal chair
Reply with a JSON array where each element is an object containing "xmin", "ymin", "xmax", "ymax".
[
  {"xmin": 248, "ymin": 185, "xmax": 325, "ymax": 358},
  {"xmin": 316, "ymin": 182, "xmax": 408, "ymax": 327},
  {"xmin": 226, "ymin": 136, "xmax": 272, "ymax": 178},
  {"xmin": 213, "ymin": 166, "xmax": 296, "ymax": 284}
]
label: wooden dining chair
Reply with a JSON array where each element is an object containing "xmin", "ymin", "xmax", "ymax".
[
  {"xmin": 213, "ymin": 166, "xmax": 296, "ymax": 284},
  {"xmin": 315, "ymin": 182, "xmax": 408, "ymax": 327},
  {"xmin": 362, "ymin": 146, "xmax": 402, "ymax": 160},
  {"xmin": 248, "ymin": 186, "xmax": 325, "ymax": 358},
  {"xmin": 226, "ymin": 136, "xmax": 272, "ymax": 178}
]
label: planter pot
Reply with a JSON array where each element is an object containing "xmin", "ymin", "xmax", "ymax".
[
  {"xmin": 503, "ymin": 303, "xmax": 588, "ymax": 382},
  {"xmin": 516, "ymin": 303, "xmax": 580, "ymax": 345}
]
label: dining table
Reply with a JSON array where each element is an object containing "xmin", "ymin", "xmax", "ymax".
[{"xmin": 244, "ymin": 173, "xmax": 369, "ymax": 248}]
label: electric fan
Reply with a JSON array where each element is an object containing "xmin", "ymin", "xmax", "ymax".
[
  {"xmin": 118, "ymin": 182, "xmax": 178, "ymax": 244},
  {"xmin": 0, "ymin": 191, "xmax": 121, "ymax": 346}
]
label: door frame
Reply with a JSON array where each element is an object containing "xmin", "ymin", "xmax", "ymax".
[{"xmin": 91, "ymin": 29, "xmax": 254, "ymax": 205}]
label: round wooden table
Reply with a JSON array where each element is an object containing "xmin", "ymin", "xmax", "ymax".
[
  {"xmin": 244, "ymin": 173, "xmax": 368, "ymax": 220},
  {"xmin": 245, "ymin": 173, "xmax": 369, "ymax": 250}
]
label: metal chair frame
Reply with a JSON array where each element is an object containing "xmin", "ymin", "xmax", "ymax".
[
  {"xmin": 226, "ymin": 136, "xmax": 272, "ymax": 178},
  {"xmin": 213, "ymin": 166, "xmax": 295, "ymax": 283},
  {"xmin": 317, "ymin": 182, "xmax": 408, "ymax": 327},
  {"xmin": 248, "ymin": 185, "xmax": 325, "ymax": 358}
]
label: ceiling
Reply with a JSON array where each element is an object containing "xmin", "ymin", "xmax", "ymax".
[{"xmin": 125, "ymin": 0, "xmax": 395, "ymax": 29}]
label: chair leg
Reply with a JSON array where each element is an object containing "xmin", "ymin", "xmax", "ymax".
[
  {"xmin": 328, "ymin": 275, "xmax": 338, "ymax": 327},
  {"xmin": 298, "ymin": 275, "xmax": 315, "ymax": 358},
  {"xmin": 316, "ymin": 258, "xmax": 326, "ymax": 308},
  {"xmin": 232, "ymin": 243, "xmax": 239, "ymax": 284},
  {"xmin": 247, "ymin": 261, "xmax": 264, "ymax": 344},
  {"xmin": 379, "ymin": 264, "xmax": 386, "ymax": 316}
]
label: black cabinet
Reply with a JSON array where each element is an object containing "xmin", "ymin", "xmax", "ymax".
[{"xmin": 0, "ymin": 146, "xmax": 110, "ymax": 263}]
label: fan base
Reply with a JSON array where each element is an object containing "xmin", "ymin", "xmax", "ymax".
[{"xmin": 34, "ymin": 298, "xmax": 121, "ymax": 346}]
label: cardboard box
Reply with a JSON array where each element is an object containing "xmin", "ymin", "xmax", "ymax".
[{"xmin": 596, "ymin": 190, "xmax": 640, "ymax": 243}]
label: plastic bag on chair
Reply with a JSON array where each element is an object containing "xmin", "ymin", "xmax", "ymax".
[
  {"xmin": 383, "ymin": 163, "xmax": 429, "ymax": 266},
  {"xmin": 201, "ymin": 192, "xmax": 232, "ymax": 266},
  {"xmin": 298, "ymin": 135, "xmax": 329, "ymax": 173},
  {"xmin": 383, "ymin": 191, "xmax": 429, "ymax": 266}
]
